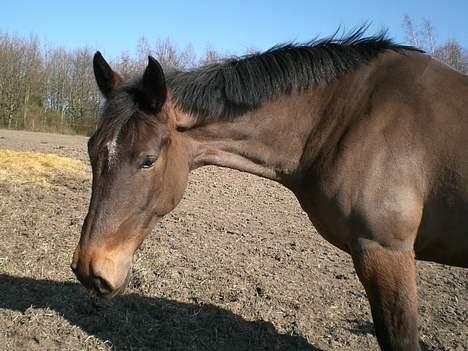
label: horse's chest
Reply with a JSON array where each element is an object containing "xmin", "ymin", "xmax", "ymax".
[{"xmin": 294, "ymin": 190, "xmax": 352, "ymax": 253}]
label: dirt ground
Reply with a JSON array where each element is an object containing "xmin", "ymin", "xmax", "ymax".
[{"xmin": 0, "ymin": 129, "xmax": 466, "ymax": 351}]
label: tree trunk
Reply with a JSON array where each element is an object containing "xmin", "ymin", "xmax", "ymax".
[{"xmin": 23, "ymin": 84, "xmax": 30, "ymax": 129}]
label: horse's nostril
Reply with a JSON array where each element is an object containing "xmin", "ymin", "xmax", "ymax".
[{"xmin": 93, "ymin": 275, "xmax": 114, "ymax": 295}]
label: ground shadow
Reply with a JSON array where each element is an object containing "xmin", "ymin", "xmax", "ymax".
[{"xmin": 0, "ymin": 274, "xmax": 319, "ymax": 350}]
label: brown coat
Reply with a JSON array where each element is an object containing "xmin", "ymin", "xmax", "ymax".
[{"xmin": 72, "ymin": 33, "xmax": 468, "ymax": 350}]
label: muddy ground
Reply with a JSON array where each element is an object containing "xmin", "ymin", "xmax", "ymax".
[{"xmin": 0, "ymin": 129, "xmax": 466, "ymax": 351}]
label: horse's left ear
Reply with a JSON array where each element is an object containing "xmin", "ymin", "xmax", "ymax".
[
  {"xmin": 140, "ymin": 56, "xmax": 167, "ymax": 114},
  {"xmin": 93, "ymin": 51, "xmax": 123, "ymax": 98}
]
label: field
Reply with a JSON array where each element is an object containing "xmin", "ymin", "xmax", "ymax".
[{"xmin": 0, "ymin": 129, "xmax": 466, "ymax": 351}]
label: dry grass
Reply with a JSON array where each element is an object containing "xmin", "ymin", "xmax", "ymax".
[{"xmin": 0, "ymin": 149, "xmax": 88, "ymax": 186}]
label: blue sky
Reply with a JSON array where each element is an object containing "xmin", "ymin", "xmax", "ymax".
[{"xmin": 1, "ymin": 0, "xmax": 467, "ymax": 59}]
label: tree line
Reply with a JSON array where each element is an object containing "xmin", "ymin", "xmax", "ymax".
[
  {"xmin": 0, "ymin": 33, "xmax": 225, "ymax": 135},
  {"xmin": 0, "ymin": 18, "xmax": 466, "ymax": 136}
]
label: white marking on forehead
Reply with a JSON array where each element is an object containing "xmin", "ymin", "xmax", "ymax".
[{"xmin": 106, "ymin": 137, "xmax": 119, "ymax": 167}]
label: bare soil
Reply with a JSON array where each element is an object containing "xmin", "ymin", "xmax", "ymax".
[{"xmin": 0, "ymin": 129, "xmax": 466, "ymax": 351}]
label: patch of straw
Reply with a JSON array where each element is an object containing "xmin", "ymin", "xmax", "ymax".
[{"xmin": 0, "ymin": 149, "xmax": 88, "ymax": 186}]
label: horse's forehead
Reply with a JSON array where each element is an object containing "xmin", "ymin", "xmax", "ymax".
[
  {"xmin": 99, "ymin": 126, "xmax": 146, "ymax": 167},
  {"xmin": 88, "ymin": 128, "xmax": 123, "ymax": 169},
  {"xmin": 106, "ymin": 137, "xmax": 119, "ymax": 166}
]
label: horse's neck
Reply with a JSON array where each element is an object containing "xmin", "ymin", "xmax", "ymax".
[{"xmin": 181, "ymin": 85, "xmax": 353, "ymax": 185}]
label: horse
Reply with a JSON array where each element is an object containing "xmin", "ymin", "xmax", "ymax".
[{"xmin": 71, "ymin": 30, "xmax": 468, "ymax": 351}]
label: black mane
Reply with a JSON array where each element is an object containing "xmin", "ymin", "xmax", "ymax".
[
  {"xmin": 94, "ymin": 28, "xmax": 421, "ymax": 148},
  {"xmin": 167, "ymin": 28, "xmax": 420, "ymax": 122}
]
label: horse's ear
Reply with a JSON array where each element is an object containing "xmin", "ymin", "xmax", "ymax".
[
  {"xmin": 93, "ymin": 51, "xmax": 122, "ymax": 98},
  {"xmin": 140, "ymin": 56, "xmax": 167, "ymax": 114}
]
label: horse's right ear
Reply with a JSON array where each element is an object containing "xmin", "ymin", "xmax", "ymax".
[{"xmin": 93, "ymin": 51, "xmax": 122, "ymax": 98}]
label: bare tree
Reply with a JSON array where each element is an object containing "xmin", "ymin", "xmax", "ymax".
[
  {"xmin": 153, "ymin": 38, "xmax": 182, "ymax": 69},
  {"xmin": 178, "ymin": 43, "xmax": 197, "ymax": 69},
  {"xmin": 422, "ymin": 19, "xmax": 435, "ymax": 54},
  {"xmin": 43, "ymin": 47, "xmax": 72, "ymax": 127},
  {"xmin": 68, "ymin": 47, "xmax": 100, "ymax": 132},
  {"xmin": 0, "ymin": 32, "xmax": 39, "ymax": 129},
  {"xmin": 136, "ymin": 36, "xmax": 152, "ymax": 71},
  {"xmin": 403, "ymin": 16, "xmax": 467, "ymax": 74},
  {"xmin": 434, "ymin": 40, "xmax": 465, "ymax": 72},
  {"xmin": 404, "ymin": 15, "xmax": 420, "ymax": 48},
  {"xmin": 115, "ymin": 51, "xmax": 139, "ymax": 77},
  {"xmin": 151, "ymin": 38, "xmax": 197, "ymax": 70},
  {"xmin": 199, "ymin": 46, "xmax": 224, "ymax": 66}
]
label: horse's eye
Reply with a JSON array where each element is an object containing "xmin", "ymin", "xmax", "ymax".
[{"xmin": 141, "ymin": 156, "xmax": 157, "ymax": 169}]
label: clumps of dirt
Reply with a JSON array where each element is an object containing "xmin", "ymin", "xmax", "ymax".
[{"xmin": 0, "ymin": 149, "xmax": 89, "ymax": 186}]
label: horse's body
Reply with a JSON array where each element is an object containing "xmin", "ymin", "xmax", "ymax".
[
  {"xmin": 71, "ymin": 31, "xmax": 468, "ymax": 351},
  {"xmin": 287, "ymin": 51, "xmax": 468, "ymax": 267}
]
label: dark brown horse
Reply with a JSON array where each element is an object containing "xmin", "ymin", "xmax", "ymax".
[{"xmin": 71, "ymin": 30, "xmax": 468, "ymax": 351}]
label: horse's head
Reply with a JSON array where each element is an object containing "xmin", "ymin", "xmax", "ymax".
[{"xmin": 71, "ymin": 53, "xmax": 190, "ymax": 297}]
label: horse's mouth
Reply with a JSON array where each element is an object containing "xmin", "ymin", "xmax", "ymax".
[
  {"xmin": 84, "ymin": 267, "xmax": 132, "ymax": 299},
  {"xmin": 110, "ymin": 269, "xmax": 132, "ymax": 298}
]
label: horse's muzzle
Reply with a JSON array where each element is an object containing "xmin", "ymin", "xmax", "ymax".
[{"xmin": 71, "ymin": 244, "xmax": 132, "ymax": 298}]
